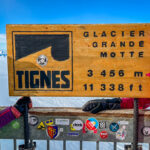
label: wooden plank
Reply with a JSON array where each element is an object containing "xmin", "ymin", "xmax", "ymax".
[
  {"xmin": 0, "ymin": 107, "xmax": 150, "ymax": 117},
  {"xmin": 7, "ymin": 24, "xmax": 150, "ymax": 97}
]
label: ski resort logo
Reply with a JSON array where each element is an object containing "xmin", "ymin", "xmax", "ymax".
[
  {"xmin": 28, "ymin": 116, "xmax": 39, "ymax": 126},
  {"xmin": 109, "ymin": 123, "xmax": 119, "ymax": 132},
  {"xmin": 100, "ymin": 131, "xmax": 108, "ymax": 139},
  {"xmin": 116, "ymin": 125, "xmax": 127, "ymax": 140},
  {"xmin": 70, "ymin": 120, "xmax": 83, "ymax": 131},
  {"xmin": 37, "ymin": 119, "xmax": 54, "ymax": 130},
  {"xmin": 55, "ymin": 119, "xmax": 70, "ymax": 125},
  {"xmin": 37, "ymin": 122, "xmax": 46, "ymax": 130},
  {"xmin": 99, "ymin": 121, "xmax": 106, "ymax": 129},
  {"xmin": 11, "ymin": 121, "xmax": 20, "ymax": 129},
  {"xmin": 46, "ymin": 125, "xmax": 58, "ymax": 139},
  {"xmin": 141, "ymin": 126, "xmax": 150, "ymax": 136},
  {"xmin": 86, "ymin": 118, "xmax": 99, "ymax": 131},
  {"xmin": 67, "ymin": 132, "xmax": 79, "ymax": 136},
  {"xmin": 45, "ymin": 119, "xmax": 54, "ymax": 126},
  {"xmin": 37, "ymin": 55, "xmax": 48, "ymax": 66},
  {"xmin": 13, "ymin": 32, "xmax": 73, "ymax": 91}
]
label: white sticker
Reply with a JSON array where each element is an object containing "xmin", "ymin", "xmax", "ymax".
[
  {"xmin": 118, "ymin": 121, "xmax": 129, "ymax": 125},
  {"xmin": 55, "ymin": 119, "xmax": 70, "ymax": 125},
  {"xmin": 28, "ymin": 116, "xmax": 39, "ymax": 126},
  {"xmin": 59, "ymin": 128, "xmax": 64, "ymax": 132},
  {"xmin": 72, "ymin": 120, "xmax": 83, "ymax": 131},
  {"xmin": 142, "ymin": 127, "xmax": 150, "ymax": 136},
  {"xmin": 37, "ymin": 55, "xmax": 48, "ymax": 66},
  {"xmin": 116, "ymin": 125, "xmax": 127, "ymax": 140}
]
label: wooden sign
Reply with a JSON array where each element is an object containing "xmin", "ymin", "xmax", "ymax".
[{"xmin": 7, "ymin": 24, "xmax": 150, "ymax": 97}]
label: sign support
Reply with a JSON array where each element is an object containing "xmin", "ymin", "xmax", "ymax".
[
  {"xmin": 19, "ymin": 103, "xmax": 36, "ymax": 150},
  {"xmin": 132, "ymin": 98, "xmax": 139, "ymax": 150}
]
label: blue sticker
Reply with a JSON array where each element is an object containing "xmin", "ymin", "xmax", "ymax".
[
  {"xmin": 109, "ymin": 123, "xmax": 119, "ymax": 132},
  {"xmin": 67, "ymin": 132, "xmax": 79, "ymax": 136},
  {"xmin": 86, "ymin": 118, "xmax": 99, "ymax": 130}
]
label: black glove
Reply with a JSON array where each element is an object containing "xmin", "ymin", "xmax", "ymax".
[
  {"xmin": 82, "ymin": 98, "xmax": 121, "ymax": 114},
  {"xmin": 14, "ymin": 97, "xmax": 32, "ymax": 114}
]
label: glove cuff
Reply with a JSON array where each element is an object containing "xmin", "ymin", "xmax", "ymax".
[
  {"xmin": 120, "ymin": 98, "xmax": 134, "ymax": 109},
  {"xmin": 28, "ymin": 102, "xmax": 32, "ymax": 109},
  {"xmin": 11, "ymin": 106, "xmax": 21, "ymax": 118}
]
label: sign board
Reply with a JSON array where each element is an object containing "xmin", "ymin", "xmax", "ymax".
[{"xmin": 7, "ymin": 24, "xmax": 150, "ymax": 97}]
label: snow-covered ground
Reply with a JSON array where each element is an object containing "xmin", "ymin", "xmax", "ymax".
[{"xmin": 0, "ymin": 54, "xmax": 149, "ymax": 150}]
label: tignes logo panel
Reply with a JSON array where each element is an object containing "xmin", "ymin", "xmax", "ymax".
[
  {"xmin": 13, "ymin": 32, "xmax": 73, "ymax": 91},
  {"xmin": 7, "ymin": 24, "xmax": 150, "ymax": 97}
]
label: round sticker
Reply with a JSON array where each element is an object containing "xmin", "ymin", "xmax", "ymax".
[
  {"xmin": 109, "ymin": 123, "xmax": 119, "ymax": 132},
  {"xmin": 141, "ymin": 127, "xmax": 150, "ymax": 136},
  {"xmin": 11, "ymin": 121, "xmax": 20, "ymax": 129},
  {"xmin": 100, "ymin": 131, "xmax": 108, "ymax": 139},
  {"xmin": 28, "ymin": 116, "xmax": 39, "ymax": 126},
  {"xmin": 37, "ymin": 55, "xmax": 48, "ymax": 66},
  {"xmin": 71, "ymin": 120, "xmax": 83, "ymax": 131},
  {"xmin": 86, "ymin": 118, "xmax": 99, "ymax": 130}
]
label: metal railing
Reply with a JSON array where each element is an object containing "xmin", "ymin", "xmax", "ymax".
[
  {"xmin": 0, "ymin": 139, "xmax": 150, "ymax": 150},
  {"xmin": 0, "ymin": 107, "xmax": 150, "ymax": 150}
]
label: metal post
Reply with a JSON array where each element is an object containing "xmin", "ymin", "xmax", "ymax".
[
  {"xmin": 14, "ymin": 139, "xmax": 16, "ymax": 150},
  {"xmin": 96, "ymin": 141, "xmax": 99, "ymax": 150},
  {"xmin": 63, "ymin": 140, "xmax": 66, "ymax": 150},
  {"xmin": 114, "ymin": 142, "xmax": 117, "ymax": 150},
  {"xmin": 47, "ymin": 140, "xmax": 49, "ymax": 150},
  {"xmin": 24, "ymin": 104, "xmax": 30, "ymax": 148},
  {"xmin": 132, "ymin": 98, "xmax": 139, "ymax": 150},
  {"xmin": 80, "ymin": 141, "xmax": 82, "ymax": 150},
  {"xmin": 19, "ymin": 103, "xmax": 36, "ymax": 150}
]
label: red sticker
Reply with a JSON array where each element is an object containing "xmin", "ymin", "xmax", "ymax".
[
  {"xmin": 86, "ymin": 118, "xmax": 99, "ymax": 131},
  {"xmin": 82, "ymin": 123, "xmax": 87, "ymax": 133},
  {"xmin": 93, "ymin": 129, "xmax": 97, "ymax": 134},
  {"xmin": 100, "ymin": 131, "xmax": 108, "ymax": 139}
]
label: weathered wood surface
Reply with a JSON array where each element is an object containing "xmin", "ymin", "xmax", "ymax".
[
  {"xmin": 30, "ymin": 107, "xmax": 150, "ymax": 118},
  {"xmin": 7, "ymin": 24, "xmax": 150, "ymax": 97},
  {"xmin": 1, "ymin": 107, "xmax": 150, "ymax": 117}
]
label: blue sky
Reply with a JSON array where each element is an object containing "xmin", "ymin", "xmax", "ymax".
[{"xmin": 0, "ymin": 0, "xmax": 150, "ymax": 49}]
